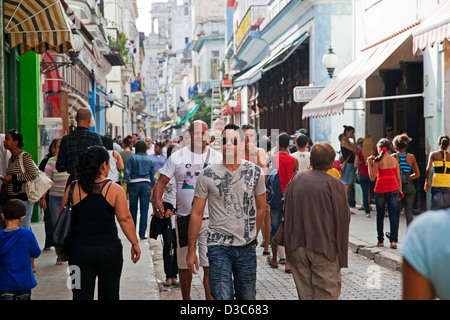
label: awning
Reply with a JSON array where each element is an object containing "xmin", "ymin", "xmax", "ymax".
[
  {"xmin": 42, "ymin": 51, "xmax": 62, "ymax": 93},
  {"xmin": 233, "ymin": 31, "xmax": 309, "ymax": 88},
  {"xmin": 68, "ymin": 93, "xmax": 95, "ymax": 127},
  {"xmin": 176, "ymin": 104, "xmax": 200, "ymax": 126},
  {"xmin": 221, "ymin": 104, "xmax": 242, "ymax": 116},
  {"xmin": 4, "ymin": 0, "xmax": 73, "ymax": 55},
  {"xmin": 161, "ymin": 120, "xmax": 175, "ymax": 132},
  {"xmin": 412, "ymin": 0, "xmax": 450, "ymax": 54},
  {"xmin": 302, "ymin": 23, "xmax": 419, "ymax": 119}
]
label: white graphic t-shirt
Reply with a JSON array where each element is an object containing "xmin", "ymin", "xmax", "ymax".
[{"xmin": 160, "ymin": 146, "xmax": 222, "ymax": 217}]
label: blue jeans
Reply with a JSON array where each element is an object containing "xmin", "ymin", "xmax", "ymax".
[
  {"xmin": 270, "ymin": 205, "xmax": 283, "ymax": 243},
  {"xmin": 128, "ymin": 182, "xmax": 151, "ymax": 238},
  {"xmin": 358, "ymin": 174, "xmax": 372, "ymax": 213},
  {"xmin": 208, "ymin": 243, "xmax": 257, "ymax": 300},
  {"xmin": 0, "ymin": 290, "xmax": 31, "ymax": 300},
  {"xmin": 374, "ymin": 191, "xmax": 399, "ymax": 243},
  {"xmin": 430, "ymin": 187, "xmax": 450, "ymax": 210},
  {"xmin": 20, "ymin": 200, "xmax": 34, "ymax": 230},
  {"xmin": 48, "ymin": 196, "xmax": 63, "ymax": 227}
]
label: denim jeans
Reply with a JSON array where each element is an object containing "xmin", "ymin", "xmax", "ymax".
[
  {"xmin": 128, "ymin": 182, "xmax": 151, "ymax": 238},
  {"xmin": 208, "ymin": 243, "xmax": 257, "ymax": 300},
  {"xmin": 357, "ymin": 174, "xmax": 372, "ymax": 213},
  {"xmin": 20, "ymin": 200, "xmax": 34, "ymax": 230},
  {"xmin": 374, "ymin": 191, "xmax": 399, "ymax": 243},
  {"xmin": 430, "ymin": 187, "xmax": 450, "ymax": 210},
  {"xmin": 0, "ymin": 290, "xmax": 31, "ymax": 300},
  {"xmin": 48, "ymin": 196, "xmax": 63, "ymax": 227},
  {"xmin": 270, "ymin": 205, "xmax": 283, "ymax": 243}
]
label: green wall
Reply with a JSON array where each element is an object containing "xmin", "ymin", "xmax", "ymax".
[{"xmin": 19, "ymin": 51, "xmax": 39, "ymax": 162}]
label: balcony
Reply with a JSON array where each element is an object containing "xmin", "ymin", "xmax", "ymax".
[{"xmin": 104, "ymin": 27, "xmax": 126, "ymax": 66}]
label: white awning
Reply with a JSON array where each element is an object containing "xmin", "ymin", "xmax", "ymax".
[
  {"xmin": 302, "ymin": 23, "xmax": 419, "ymax": 119},
  {"xmin": 233, "ymin": 31, "xmax": 309, "ymax": 88},
  {"xmin": 68, "ymin": 93, "xmax": 95, "ymax": 127},
  {"xmin": 412, "ymin": 0, "xmax": 450, "ymax": 54}
]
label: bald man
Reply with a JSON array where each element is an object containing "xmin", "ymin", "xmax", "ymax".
[{"xmin": 56, "ymin": 108, "xmax": 103, "ymax": 187}]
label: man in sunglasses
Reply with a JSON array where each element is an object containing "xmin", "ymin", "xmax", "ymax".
[{"xmin": 187, "ymin": 123, "xmax": 267, "ymax": 300}]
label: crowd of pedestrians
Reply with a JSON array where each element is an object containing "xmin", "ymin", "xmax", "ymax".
[{"xmin": 0, "ymin": 108, "xmax": 449, "ymax": 300}]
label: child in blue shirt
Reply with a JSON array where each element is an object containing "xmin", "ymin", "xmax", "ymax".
[{"xmin": 0, "ymin": 199, "xmax": 41, "ymax": 300}]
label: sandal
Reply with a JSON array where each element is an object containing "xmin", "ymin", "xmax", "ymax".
[
  {"xmin": 390, "ymin": 242, "xmax": 397, "ymax": 249},
  {"xmin": 266, "ymin": 257, "xmax": 278, "ymax": 269},
  {"xmin": 163, "ymin": 279, "xmax": 172, "ymax": 287}
]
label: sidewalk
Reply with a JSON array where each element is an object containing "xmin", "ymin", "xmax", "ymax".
[
  {"xmin": 30, "ymin": 204, "xmax": 406, "ymax": 300},
  {"xmin": 31, "ymin": 219, "xmax": 160, "ymax": 300}
]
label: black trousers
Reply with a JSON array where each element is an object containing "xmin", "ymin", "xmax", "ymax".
[
  {"xmin": 69, "ymin": 241, "xmax": 123, "ymax": 300},
  {"xmin": 162, "ymin": 224, "xmax": 178, "ymax": 279}
]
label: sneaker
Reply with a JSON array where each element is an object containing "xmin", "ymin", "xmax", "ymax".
[
  {"xmin": 163, "ymin": 280, "xmax": 172, "ymax": 287},
  {"xmin": 366, "ymin": 213, "xmax": 371, "ymax": 218}
]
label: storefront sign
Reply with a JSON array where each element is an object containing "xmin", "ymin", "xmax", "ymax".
[{"xmin": 293, "ymin": 86, "xmax": 324, "ymax": 102}]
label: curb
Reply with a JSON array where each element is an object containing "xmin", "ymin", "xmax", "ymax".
[{"xmin": 349, "ymin": 235, "xmax": 403, "ymax": 272}]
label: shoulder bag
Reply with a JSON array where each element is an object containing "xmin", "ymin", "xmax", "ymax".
[
  {"xmin": 396, "ymin": 153, "xmax": 416, "ymax": 195},
  {"xmin": 19, "ymin": 152, "xmax": 54, "ymax": 204},
  {"xmin": 53, "ymin": 181, "xmax": 76, "ymax": 262}
]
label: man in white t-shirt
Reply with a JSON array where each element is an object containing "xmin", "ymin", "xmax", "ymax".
[
  {"xmin": 291, "ymin": 134, "xmax": 311, "ymax": 172},
  {"xmin": 151, "ymin": 120, "xmax": 221, "ymax": 300},
  {"xmin": 187, "ymin": 123, "xmax": 266, "ymax": 300}
]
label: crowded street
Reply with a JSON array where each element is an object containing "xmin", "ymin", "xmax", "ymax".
[{"xmin": 1, "ymin": 0, "xmax": 450, "ymax": 305}]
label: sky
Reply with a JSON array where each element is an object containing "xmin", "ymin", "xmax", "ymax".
[{"xmin": 136, "ymin": 0, "xmax": 168, "ymax": 36}]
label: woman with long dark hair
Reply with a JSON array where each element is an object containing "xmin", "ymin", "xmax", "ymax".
[
  {"xmin": 368, "ymin": 138, "xmax": 402, "ymax": 249},
  {"xmin": 62, "ymin": 146, "xmax": 140, "ymax": 300},
  {"xmin": 340, "ymin": 125, "xmax": 358, "ymax": 211},
  {"xmin": 424, "ymin": 135, "xmax": 450, "ymax": 209}
]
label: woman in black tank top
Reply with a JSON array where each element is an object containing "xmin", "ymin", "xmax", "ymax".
[{"xmin": 60, "ymin": 146, "xmax": 140, "ymax": 300}]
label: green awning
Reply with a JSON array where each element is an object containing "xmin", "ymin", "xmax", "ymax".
[{"xmin": 177, "ymin": 104, "xmax": 200, "ymax": 125}]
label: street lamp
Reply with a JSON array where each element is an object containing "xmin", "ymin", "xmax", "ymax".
[
  {"xmin": 322, "ymin": 46, "xmax": 339, "ymax": 78},
  {"xmin": 40, "ymin": 28, "xmax": 85, "ymax": 74},
  {"xmin": 106, "ymin": 90, "xmax": 116, "ymax": 107}
]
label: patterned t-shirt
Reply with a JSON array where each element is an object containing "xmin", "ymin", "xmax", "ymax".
[{"xmin": 194, "ymin": 160, "xmax": 266, "ymax": 246}]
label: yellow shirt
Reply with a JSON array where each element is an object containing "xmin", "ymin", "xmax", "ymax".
[
  {"xmin": 432, "ymin": 160, "xmax": 450, "ymax": 187},
  {"xmin": 327, "ymin": 168, "xmax": 341, "ymax": 179}
]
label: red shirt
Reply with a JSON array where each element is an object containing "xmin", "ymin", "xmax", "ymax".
[
  {"xmin": 374, "ymin": 168, "xmax": 399, "ymax": 193},
  {"xmin": 356, "ymin": 150, "xmax": 369, "ymax": 175},
  {"xmin": 273, "ymin": 152, "xmax": 296, "ymax": 194}
]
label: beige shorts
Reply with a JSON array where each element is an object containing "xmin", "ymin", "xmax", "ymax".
[{"xmin": 175, "ymin": 217, "xmax": 209, "ymax": 269}]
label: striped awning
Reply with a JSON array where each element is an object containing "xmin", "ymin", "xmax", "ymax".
[
  {"xmin": 4, "ymin": 0, "xmax": 73, "ymax": 55},
  {"xmin": 68, "ymin": 93, "xmax": 95, "ymax": 128},
  {"xmin": 302, "ymin": 23, "xmax": 419, "ymax": 119},
  {"xmin": 412, "ymin": 0, "xmax": 450, "ymax": 54}
]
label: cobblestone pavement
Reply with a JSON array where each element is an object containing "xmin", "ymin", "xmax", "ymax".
[{"xmin": 151, "ymin": 233, "xmax": 402, "ymax": 301}]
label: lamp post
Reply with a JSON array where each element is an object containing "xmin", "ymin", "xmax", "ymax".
[
  {"xmin": 40, "ymin": 28, "xmax": 85, "ymax": 74},
  {"xmin": 106, "ymin": 90, "xmax": 116, "ymax": 107},
  {"xmin": 322, "ymin": 46, "xmax": 339, "ymax": 78}
]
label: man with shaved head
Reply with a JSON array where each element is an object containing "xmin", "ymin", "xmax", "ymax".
[
  {"xmin": 151, "ymin": 120, "xmax": 222, "ymax": 300},
  {"xmin": 56, "ymin": 108, "xmax": 103, "ymax": 187}
]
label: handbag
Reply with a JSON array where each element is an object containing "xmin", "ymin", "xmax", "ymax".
[
  {"xmin": 53, "ymin": 181, "xmax": 76, "ymax": 262},
  {"xmin": 19, "ymin": 152, "xmax": 53, "ymax": 204}
]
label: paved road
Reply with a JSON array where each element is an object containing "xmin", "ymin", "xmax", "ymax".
[{"xmin": 152, "ymin": 233, "xmax": 402, "ymax": 301}]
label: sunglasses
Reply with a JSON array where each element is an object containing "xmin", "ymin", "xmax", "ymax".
[{"xmin": 222, "ymin": 137, "xmax": 239, "ymax": 146}]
